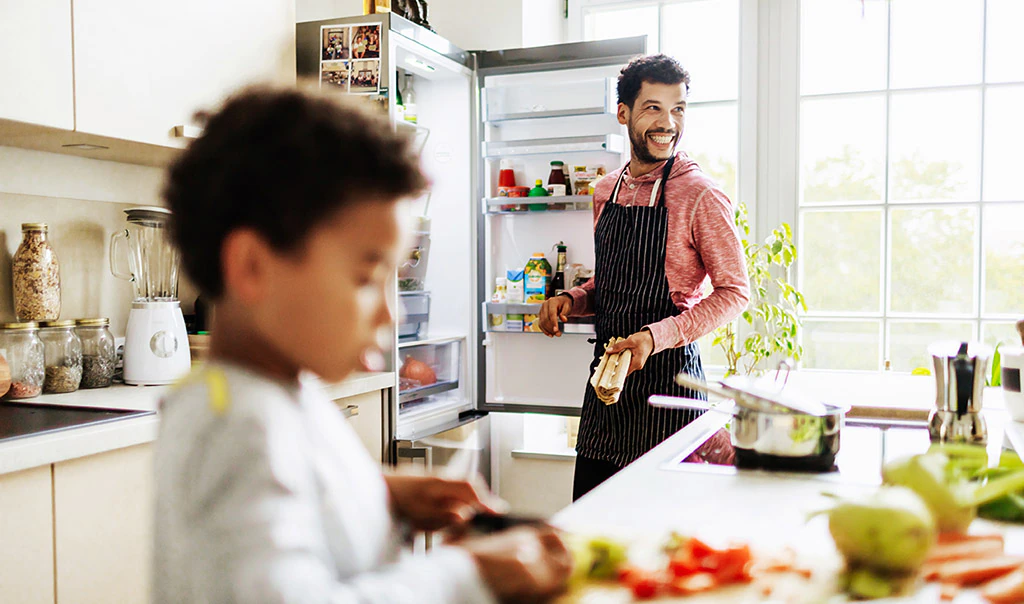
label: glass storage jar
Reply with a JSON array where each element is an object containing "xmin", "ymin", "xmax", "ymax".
[
  {"xmin": 39, "ymin": 320, "xmax": 82, "ymax": 394},
  {"xmin": 75, "ymin": 318, "xmax": 115, "ymax": 389},
  {"xmin": 12, "ymin": 223, "xmax": 61, "ymax": 321},
  {"xmin": 0, "ymin": 322, "xmax": 45, "ymax": 399}
]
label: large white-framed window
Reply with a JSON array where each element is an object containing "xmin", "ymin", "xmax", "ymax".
[
  {"xmin": 571, "ymin": 0, "xmax": 1024, "ymax": 374},
  {"xmin": 798, "ymin": 0, "xmax": 1024, "ymax": 372}
]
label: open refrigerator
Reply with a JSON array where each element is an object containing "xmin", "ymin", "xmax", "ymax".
[{"xmin": 297, "ymin": 14, "xmax": 644, "ymax": 481}]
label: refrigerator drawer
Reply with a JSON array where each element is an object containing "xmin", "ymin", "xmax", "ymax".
[
  {"xmin": 398, "ymin": 292, "xmax": 430, "ymax": 340},
  {"xmin": 398, "ymin": 336, "xmax": 462, "ymax": 403},
  {"xmin": 396, "ymin": 411, "xmax": 490, "ymax": 486}
]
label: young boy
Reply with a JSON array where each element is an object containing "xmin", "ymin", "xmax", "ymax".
[{"xmin": 154, "ymin": 87, "xmax": 572, "ymax": 603}]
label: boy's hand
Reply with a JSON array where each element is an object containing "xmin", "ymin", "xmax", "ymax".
[
  {"xmin": 460, "ymin": 526, "xmax": 573, "ymax": 603},
  {"xmin": 384, "ymin": 475, "xmax": 506, "ymax": 531}
]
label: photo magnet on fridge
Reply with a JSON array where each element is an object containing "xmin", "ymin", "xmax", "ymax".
[
  {"xmin": 351, "ymin": 24, "xmax": 381, "ymax": 59},
  {"xmin": 320, "ymin": 26, "xmax": 351, "ymax": 61},
  {"xmin": 320, "ymin": 61, "xmax": 350, "ymax": 91},
  {"xmin": 350, "ymin": 59, "xmax": 381, "ymax": 94}
]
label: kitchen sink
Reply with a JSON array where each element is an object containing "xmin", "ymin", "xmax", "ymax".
[{"xmin": 0, "ymin": 402, "xmax": 154, "ymax": 444}]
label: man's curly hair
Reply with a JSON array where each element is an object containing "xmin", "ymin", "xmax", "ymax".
[
  {"xmin": 617, "ymin": 54, "xmax": 691, "ymax": 108},
  {"xmin": 163, "ymin": 87, "xmax": 427, "ymax": 299}
]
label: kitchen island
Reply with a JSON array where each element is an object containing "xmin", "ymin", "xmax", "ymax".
[{"xmin": 553, "ymin": 390, "xmax": 1024, "ymax": 602}]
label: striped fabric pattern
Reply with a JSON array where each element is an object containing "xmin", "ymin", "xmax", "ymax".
[{"xmin": 575, "ymin": 158, "xmax": 707, "ymax": 467}]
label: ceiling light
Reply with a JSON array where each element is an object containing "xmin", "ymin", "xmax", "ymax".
[{"xmin": 61, "ymin": 143, "xmax": 108, "ymax": 151}]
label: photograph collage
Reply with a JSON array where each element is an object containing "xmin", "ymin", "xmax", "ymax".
[{"xmin": 319, "ymin": 23, "xmax": 380, "ymax": 94}]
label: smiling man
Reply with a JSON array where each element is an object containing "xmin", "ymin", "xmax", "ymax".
[{"xmin": 538, "ymin": 54, "xmax": 751, "ymax": 500}]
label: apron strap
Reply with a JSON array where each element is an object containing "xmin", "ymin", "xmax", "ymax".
[{"xmin": 610, "ymin": 154, "xmax": 677, "ymax": 208}]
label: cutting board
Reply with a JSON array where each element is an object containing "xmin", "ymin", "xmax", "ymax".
[{"xmin": 558, "ymin": 569, "xmax": 841, "ymax": 603}]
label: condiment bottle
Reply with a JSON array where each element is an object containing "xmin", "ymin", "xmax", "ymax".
[
  {"xmin": 13, "ymin": 223, "xmax": 61, "ymax": 321},
  {"xmin": 528, "ymin": 179, "xmax": 549, "ymax": 211}
]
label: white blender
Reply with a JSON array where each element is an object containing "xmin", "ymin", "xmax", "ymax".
[{"xmin": 110, "ymin": 207, "xmax": 190, "ymax": 385}]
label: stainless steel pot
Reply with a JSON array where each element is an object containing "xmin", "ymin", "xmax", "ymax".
[{"xmin": 650, "ymin": 373, "xmax": 849, "ymax": 472}]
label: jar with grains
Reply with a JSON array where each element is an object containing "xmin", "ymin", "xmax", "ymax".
[
  {"xmin": 39, "ymin": 320, "xmax": 81, "ymax": 394},
  {"xmin": 75, "ymin": 318, "xmax": 115, "ymax": 389},
  {"xmin": 0, "ymin": 322, "xmax": 45, "ymax": 399},
  {"xmin": 13, "ymin": 223, "xmax": 61, "ymax": 321}
]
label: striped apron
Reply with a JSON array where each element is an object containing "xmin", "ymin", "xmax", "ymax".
[{"xmin": 574, "ymin": 156, "xmax": 707, "ymax": 468}]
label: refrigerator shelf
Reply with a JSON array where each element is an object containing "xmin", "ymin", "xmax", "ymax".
[
  {"xmin": 398, "ymin": 379, "xmax": 460, "ymax": 404},
  {"xmin": 485, "ymin": 106, "xmax": 610, "ymax": 122},
  {"xmin": 484, "ymin": 325, "xmax": 597, "ymax": 335},
  {"xmin": 482, "ymin": 77, "xmax": 617, "ymax": 122},
  {"xmin": 483, "ymin": 195, "xmax": 593, "ymax": 214},
  {"xmin": 484, "ymin": 301, "xmax": 597, "ymax": 319},
  {"xmin": 482, "ymin": 134, "xmax": 624, "ymax": 158}
]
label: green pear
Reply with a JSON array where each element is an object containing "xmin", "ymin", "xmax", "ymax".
[
  {"xmin": 883, "ymin": 452, "xmax": 975, "ymax": 533},
  {"xmin": 824, "ymin": 486, "xmax": 936, "ymax": 574}
]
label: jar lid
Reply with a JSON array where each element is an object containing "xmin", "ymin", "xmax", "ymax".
[
  {"xmin": 75, "ymin": 318, "xmax": 110, "ymax": 326},
  {"xmin": 39, "ymin": 320, "xmax": 76, "ymax": 328},
  {"xmin": 21, "ymin": 223, "xmax": 48, "ymax": 231},
  {"xmin": 0, "ymin": 321, "xmax": 38, "ymax": 330},
  {"xmin": 550, "ymin": 160, "xmax": 564, "ymax": 166}
]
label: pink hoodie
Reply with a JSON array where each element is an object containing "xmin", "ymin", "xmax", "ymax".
[{"xmin": 565, "ymin": 152, "xmax": 750, "ymax": 355}]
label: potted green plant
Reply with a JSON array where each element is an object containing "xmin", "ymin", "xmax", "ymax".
[{"xmin": 713, "ymin": 203, "xmax": 807, "ymax": 376}]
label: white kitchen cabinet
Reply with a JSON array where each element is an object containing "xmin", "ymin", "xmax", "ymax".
[
  {"xmin": 336, "ymin": 390, "xmax": 387, "ymax": 463},
  {"xmin": 0, "ymin": 465, "xmax": 55, "ymax": 604},
  {"xmin": 53, "ymin": 444, "xmax": 153, "ymax": 604},
  {"xmin": 0, "ymin": 0, "xmax": 74, "ymax": 129},
  {"xmin": 72, "ymin": 0, "xmax": 295, "ymax": 148}
]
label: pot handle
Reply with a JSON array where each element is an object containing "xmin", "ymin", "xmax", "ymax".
[{"xmin": 648, "ymin": 395, "xmax": 735, "ymax": 415}]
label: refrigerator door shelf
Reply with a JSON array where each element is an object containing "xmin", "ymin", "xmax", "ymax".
[
  {"xmin": 483, "ymin": 134, "xmax": 624, "ymax": 158},
  {"xmin": 484, "ymin": 195, "xmax": 593, "ymax": 214}
]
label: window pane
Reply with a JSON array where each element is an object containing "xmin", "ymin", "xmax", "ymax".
[
  {"xmin": 800, "ymin": 95, "xmax": 885, "ymax": 204},
  {"xmin": 889, "ymin": 321, "xmax": 975, "ymax": 372},
  {"xmin": 802, "ymin": 320, "xmax": 881, "ymax": 371},
  {"xmin": 800, "ymin": 209, "xmax": 882, "ymax": 313},
  {"xmin": 890, "ymin": 0, "xmax": 983, "ymax": 89},
  {"xmin": 982, "ymin": 322, "xmax": 1020, "ymax": 348},
  {"xmin": 584, "ymin": 5, "xmax": 659, "ymax": 51},
  {"xmin": 890, "ymin": 207, "xmax": 977, "ymax": 314},
  {"xmin": 986, "ymin": 0, "xmax": 1024, "ymax": 83},
  {"xmin": 983, "ymin": 204, "xmax": 1024, "ymax": 315},
  {"xmin": 800, "ymin": 0, "xmax": 887, "ymax": 95},
  {"xmin": 681, "ymin": 102, "xmax": 738, "ymax": 200},
  {"xmin": 984, "ymin": 86, "xmax": 1024, "ymax": 202},
  {"xmin": 661, "ymin": 0, "xmax": 738, "ymax": 102},
  {"xmin": 889, "ymin": 90, "xmax": 981, "ymax": 203},
  {"xmin": 696, "ymin": 328, "xmax": 729, "ymax": 369}
]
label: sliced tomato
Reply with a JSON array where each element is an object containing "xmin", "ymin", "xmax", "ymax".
[
  {"xmin": 668, "ymin": 552, "xmax": 701, "ymax": 577},
  {"xmin": 631, "ymin": 576, "xmax": 661, "ymax": 600},
  {"xmin": 714, "ymin": 545, "xmax": 754, "ymax": 583},
  {"xmin": 688, "ymin": 537, "xmax": 716, "ymax": 559},
  {"xmin": 617, "ymin": 566, "xmax": 643, "ymax": 585}
]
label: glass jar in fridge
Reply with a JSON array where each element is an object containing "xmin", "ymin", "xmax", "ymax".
[
  {"xmin": 0, "ymin": 322, "xmax": 45, "ymax": 399},
  {"xmin": 76, "ymin": 318, "xmax": 116, "ymax": 389},
  {"xmin": 12, "ymin": 223, "xmax": 61, "ymax": 321},
  {"xmin": 39, "ymin": 320, "xmax": 82, "ymax": 394}
]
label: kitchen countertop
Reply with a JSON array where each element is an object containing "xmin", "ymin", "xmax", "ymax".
[
  {"xmin": 552, "ymin": 396, "xmax": 1024, "ymax": 603},
  {"xmin": 0, "ymin": 370, "xmax": 394, "ymax": 476}
]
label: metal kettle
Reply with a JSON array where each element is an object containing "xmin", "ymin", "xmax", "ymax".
[{"xmin": 928, "ymin": 341, "xmax": 992, "ymax": 445}]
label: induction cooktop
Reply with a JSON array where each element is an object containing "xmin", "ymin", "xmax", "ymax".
[{"xmin": 0, "ymin": 402, "xmax": 154, "ymax": 444}]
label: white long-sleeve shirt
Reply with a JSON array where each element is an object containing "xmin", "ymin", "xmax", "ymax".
[{"xmin": 152, "ymin": 362, "xmax": 495, "ymax": 604}]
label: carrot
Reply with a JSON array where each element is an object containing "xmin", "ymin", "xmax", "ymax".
[
  {"xmin": 928, "ymin": 539, "xmax": 1007, "ymax": 564},
  {"xmin": 981, "ymin": 567, "xmax": 1024, "ymax": 604},
  {"xmin": 939, "ymin": 583, "xmax": 960, "ymax": 601},
  {"xmin": 932, "ymin": 557, "xmax": 1024, "ymax": 585},
  {"xmin": 937, "ymin": 533, "xmax": 1005, "ymax": 546}
]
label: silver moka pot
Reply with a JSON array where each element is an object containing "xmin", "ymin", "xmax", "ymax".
[{"xmin": 928, "ymin": 341, "xmax": 992, "ymax": 445}]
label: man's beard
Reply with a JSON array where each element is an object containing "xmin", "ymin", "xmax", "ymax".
[{"xmin": 628, "ymin": 121, "xmax": 678, "ymax": 164}]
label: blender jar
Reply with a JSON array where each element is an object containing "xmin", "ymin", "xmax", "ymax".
[
  {"xmin": 0, "ymin": 322, "xmax": 45, "ymax": 399},
  {"xmin": 110, "ymin": 207, "xmax": 180, "ymax": 302},
  {"xmin": 39, "ymin": 320, "xmax": 82, "ymax": 394}
]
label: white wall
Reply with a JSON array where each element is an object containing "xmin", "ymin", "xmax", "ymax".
[
  {"xmin": 491, "ymin": 413, "xmax": 575, "ymax": 516},
  {"xmin": 0, "ymin": 147, "xmax": 196, "ymax": 336},
  {"xmin": 296, "ymin": 0, "xmax": 569, "ymax": 51}
]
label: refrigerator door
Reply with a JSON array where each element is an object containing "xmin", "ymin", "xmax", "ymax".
[
  {"xmin": 474, "ymin": 37, "xmax": 647, "ymax": 416},
  {"xmin": 395, "ymin": 411, "xmax": 491, "ymax": 486}
]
